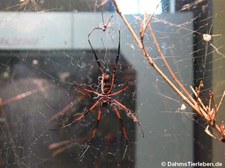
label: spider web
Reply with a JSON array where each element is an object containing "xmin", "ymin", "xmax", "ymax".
[{"xmin": 0, "ymin": 0, "xmax": 225, "ymax": 168}]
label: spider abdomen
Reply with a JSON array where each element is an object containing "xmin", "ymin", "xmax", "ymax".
[{"xmin": 101, "ymin": 96, "xmax": 111, "ymax": 107}]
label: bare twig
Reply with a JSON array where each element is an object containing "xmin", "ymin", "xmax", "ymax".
[
  {"xmin": 113, "ymin": 0, "xmax": 225, "ymax": 142},
  {"xmin": 147, "ymin": 22, "xmax": 197, "ymax": 106},
  {"xmin": 113, "ymin": 0, "xmax": 205, "ymax": 117}
]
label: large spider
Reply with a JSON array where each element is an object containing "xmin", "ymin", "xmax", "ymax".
[{"xmin": 62, "ymin": 30, "xmax": 144, "ymax": 158}]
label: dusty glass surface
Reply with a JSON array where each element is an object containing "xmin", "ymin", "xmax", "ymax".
[{"xmin": 0, "ymin": 0, "xmax": 224, "ymax": 168}]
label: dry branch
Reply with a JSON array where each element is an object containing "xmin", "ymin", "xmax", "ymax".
[{"xmin": 113, "ymin": 0, "xmax": 225, "ymax": 142}]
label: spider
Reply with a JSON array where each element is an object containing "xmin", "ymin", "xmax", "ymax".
[
  {"xmin": 60, "ymin": 30, "xmax": 144, "ymax": 159},
  {"xmin": 88, "ymin": 12, "xmax": 113, "ymax": 37},
  {"xmin": 201, "ymin": 23, "xmax": 222, "ymax": 70}
]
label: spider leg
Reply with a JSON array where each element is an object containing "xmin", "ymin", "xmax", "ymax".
[
  {"xmin": 88, "ymin": 104, "xmax": 102, "ymax": 144},
  {"xmin": 108, "ymin": 86, "xmax": 128, "ymax": 96},
  {"xmin": 88, "ymin": 14, "xmax": 114, "ymax": 75},
  {"xmin": 101, "ymin": 10, "xmax": 105, "ymax": 26},
  {"xmin": 63, "ymin": 97, "xmax": 103, "ymax": 128},
  {"xmin": 112, "ymin": 105, "xmax": 128, "ymax": 143},
  {"xmin": 83, "ymin": 88, "xmax": 101, "ymax": 96},
  {"xmin": 79, "ymin": 104, "xmax": 103, "ymax": 160},
  {"xmin": 112, "ymin": 98, "xmax": 144, "ymax": 137},
  {"xmin": 88, "ymin": 34, "xmax": 104, "ymax": 74},
  {"xmin": 112, "ymin": 105, "xmax": 128, "ymax": 159},
  {"xmin": 103, "ymin": 15, "xmax": 113, "ymax": 31},
  {"xmin": 203, "ymin": 41, "xmax": 209, "ymax": 70},
  {"xmin": 88, "ymin": 27, "xmax": 104, "ymax": 38},
  {"xmin": 108, "ymin": 30, "xmax": 121, "ymax": 93}
]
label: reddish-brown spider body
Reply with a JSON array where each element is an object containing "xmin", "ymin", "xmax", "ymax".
[{"xmin": 99, "ymin": 73, "xmax": 113, "ymax": 106}]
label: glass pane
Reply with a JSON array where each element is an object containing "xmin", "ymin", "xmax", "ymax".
[{"xmin": 0, "ymin": 0, "xmax": 224, "ymax": 168}]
